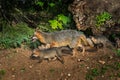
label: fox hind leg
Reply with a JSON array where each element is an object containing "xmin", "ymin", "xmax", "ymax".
[{"xmin": 78, "ymin": 44, "xmax": 85, "ymax": 56}]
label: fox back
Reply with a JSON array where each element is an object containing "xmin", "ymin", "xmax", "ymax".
[{"xmin": 32, "ymin": 30, "xmax": 88, "ymax": 48}]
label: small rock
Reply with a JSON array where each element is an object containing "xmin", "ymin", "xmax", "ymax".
[
  {"xmin": 12, "ymin": 75, "xmax": 15, "ymax": 78},
  {"xmin": 64, "ymin": 78, "xmax": 67, "ymax": 80},
  {"xmin": 11, "ymin": 68, "xmax": 15, "ymax": 71},
  {"xmin": 29, "ymin": 65, "xmax": 33, "ymax": 68},
  {"xmin": 109, "ymin": 56, "xmax": 113, "ymax": 59},
  {"xmin": 86, "ymin": 67, "xmax": 90, "ymax": 69},
  {"xmin": 102, "ymin": 75, "xmax": 104, "ymax": 77},
  {"xmin": 67, "ymin": 73, "xmax": 71, "ymax": 77},
  {"xmin": 77, "ymin": 59, "xmax": 81, "ymax": 62},
  {"xmin": 99, "ymin": 60, "xmax": 105, "ymax": 64},
  {"xmin": 77, "ymin": 59, "xmax": 84, "ymax": 62},
  {"xmin": 60, "ymin": 73, "xmax": 64, "ymax": 77}
]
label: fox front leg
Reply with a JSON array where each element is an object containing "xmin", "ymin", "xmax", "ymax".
[
  {"xmin": 78, "ymin": 44, "xmax": 85, "ymax": 56},
  {"xmin": 77, "ymin": 36, "xmax": 85, "ymax": 56}
]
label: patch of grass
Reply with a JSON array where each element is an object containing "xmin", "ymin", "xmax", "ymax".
[
  {"xmin": 86, "ymin": 68, "xmax": 100, "ymax": 80},
  {"xmin": 100, "ymin": 66, "xmax": 108, "ymax": 75},
  {"xmin": 0, "ymin": 69, "xmax": 6, "ymax": 76},
  {"xmin": 86, "ymin": 74, "xmax": 94, "ymax": 80},
  {"xmin": 0, "ymin": 69, "xmax": 6, "ymax": 80},
  {"xmin": 0, "ymin": 22, "xmax": 34, "ymax": 49},
  {"xmin": 91, "ymin": 68, "xmax": 100, "ymax": 76},
  {"xmin": 113, "ymin": 62, "xmax": 120, "ymax": 70},
  {"xmin": 86, "ymin": 62, "xmax": 120, "ymax": 80},
  {"xmin": 86, "ymin": 66, "xmax": 108, "ymax": 80},
  {"xmin": 117, "ymin": 72, "xmax": 120, "ymax": 77}
]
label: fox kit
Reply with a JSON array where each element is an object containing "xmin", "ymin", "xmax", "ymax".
[
  {"xmin": 30, "ymin": 46, "xmax": 73, "ymax": 64},
  {"xmin": 90, "ymin": 35, "xmax": 114, "ymax": 49},
  {"xmin": 32, "ymin": 30, "xmax": 92, "ymax": 56}
]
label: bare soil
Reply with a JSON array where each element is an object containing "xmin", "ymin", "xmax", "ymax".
[{"xmin": 0, "ymin": 47, "xmax": 120, "ymax": 80}]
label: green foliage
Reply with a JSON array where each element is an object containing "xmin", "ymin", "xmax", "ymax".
[
  {"xmin": 48, "ymin": 3, "xmax": 55, "ymax": 8},
  {"xmin": 0, "ymin": 69, "xmax": 6, "ymax": 80},
  {"xmin": 57, "ymin": 14, "xmax": 71, "ymax": 24},
  {"xmin": 114, "ymin": 49, "xmax": 120, "ymax": 57},
  {"xmin": 91, "ymin": 68, "xmax": 100, "ymax": 76},
  {"xmin": 0, "ymin": 69, "xmax": 6, "ymax": 76},
  {"xmin": 113, "ymin": 62, "xmax": 120, "ymax": 70},
  {"xmin": 86, "ymin": 74, "xmax": 94, "ymax": 80},
  {"xmin": 49, "ymin": 20, "xmax": 62, "ymax": 30},
  {"xmin": 86, "ymin": 68, "xmax": 100, "ymax": 80},
  {"xmin": 117, "ymin": 72, "xmax": 120, "ymax": 77},
  {"xmin": 0, "ymin": 22, "xmax": 34, "ymax": 49},
  {"xmin": 48, "ymin": 14, "xmax": 71, "ymax": 30},
  {"xmin": 86, "ymin": 62, "xmax": 120, "ymax": 80},
  {"xmin": 35, "ymin": 1, "xmax": 56, "ymax": 11},
  {"xmin": 96, "ymin": 12, "xmax": 112, "ymax": 27},
  {"xmin": 35, "ymin": 1, "xmax": 44, "ymax": 9}
]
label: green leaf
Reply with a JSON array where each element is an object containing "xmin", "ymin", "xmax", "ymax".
[
  {"xmin": 57, "ymin": 22, "xmax": 63, "ymax": 29},
  {"xmin": 36, "ymin": 1, "xmax": 44, "ymax": 7},
  {"xmin": 49, "ymin": 20, "xmax": 58, "ymax": 29},
  {"xmin": 57, "ymin": 14, "xmax": 70, "ymax": 25},
  {"xmin": 49, "ymin": 3, "xmax": 55, "ymax": 7}
]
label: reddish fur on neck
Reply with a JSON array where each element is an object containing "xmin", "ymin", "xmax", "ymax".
[{"xmin": 34, "ymin": 31, "xmax": 46, "ymax": 43}]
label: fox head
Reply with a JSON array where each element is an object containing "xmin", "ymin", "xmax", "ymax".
[
  {"xmin": 31, "ymin": 29, "xmax": 46, "ymax": 43},
  {"xmin": 31, "ymin": 30, "xmax": 40, "ymax": 42},
  {"xmin": 30, "ymin": 49, "xmax": 40, "ymax": 60}
]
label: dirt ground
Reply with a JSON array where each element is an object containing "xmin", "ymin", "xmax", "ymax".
[{"xmin": 0, "ymin": 47, "xmax": 120, "ymax": 80}]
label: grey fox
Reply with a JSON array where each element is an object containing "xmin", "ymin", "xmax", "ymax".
[
  {"xmin": 90, "ymin": 35, "xmax": 114, "ymax": 49},
  {"xmin": 30, "ymin": 46, "xmax": 73, "ymax": 64},
  {"xmin": 32, "ymin": 29, "xmax": 93, "ymax": 56}
]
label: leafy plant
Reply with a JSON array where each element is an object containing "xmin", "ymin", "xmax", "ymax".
[
  {"xmin": 47, "ymin": 2, "xmax": 56, "ymax": 12},
  {"xmin": 96, "ymin": 12, "xmax": 112, "ymax": 27},
  {"xmin": 35, "ymin": 1, "xmax": 44, "ymax": 10},
  {"xmin": 57, "ymin": 14, "xmax": 71, "ymax": 25},
  {"xmin": 48, "ymin": 14, "xmax": 71, "ymax": 30},
  {"xmin": 49, "ymin": 20, "xmax": 62, "ymax": 30},
  {"xmin": 48, "ymin": 3, "xmax": 55, "ymax": 8},
  {"xmin": 0, "ymin": 22, "xmax": 34, "ymax": 49}
]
